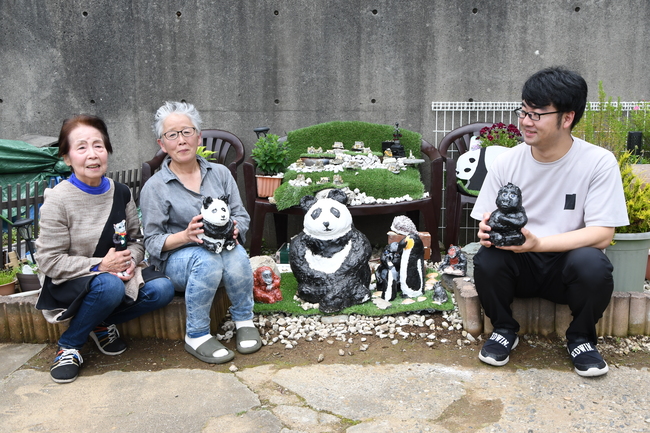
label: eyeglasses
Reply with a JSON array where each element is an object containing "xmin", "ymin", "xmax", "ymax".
[
  {"xmin": 162, "ymin": 127, "xmax": 197, "ymax": 140},
  {"xmin": 514, "ymin": 109, "xmax": 561, "ymax": 121}
]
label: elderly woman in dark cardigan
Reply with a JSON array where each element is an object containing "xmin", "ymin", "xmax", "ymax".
[{"xmin": 35, "ymin": 115, "xmax": 174, "ymax": 384}]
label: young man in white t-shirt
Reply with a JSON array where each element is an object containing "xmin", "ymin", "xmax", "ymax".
[{"xmin": 471, "ymin": 67, "xmax": 629, "ymax": 377}]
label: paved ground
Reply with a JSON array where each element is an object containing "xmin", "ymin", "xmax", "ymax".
[{"xmin": 2, "ymin": 341, "xmax": 650, "ymax": 433}]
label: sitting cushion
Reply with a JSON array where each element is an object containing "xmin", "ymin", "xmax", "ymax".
[{"xmin": 455, "ymin": 144, "xmax": 510, "ymax": 197}]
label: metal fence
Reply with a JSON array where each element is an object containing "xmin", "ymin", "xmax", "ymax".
[{"xmin": 1, "ymin": 169, "xmax": 141, "ymax": 262}]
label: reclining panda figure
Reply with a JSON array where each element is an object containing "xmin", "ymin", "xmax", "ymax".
[
  {"xmin": 197, "ymin": 195, "xmax": 237, "ymax": 254},
  {"xmin": 290, "ymin": 189, "xmax": 372, "ymax": 314}
]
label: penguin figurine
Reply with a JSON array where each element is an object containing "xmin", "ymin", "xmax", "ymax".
[
  {"xmin": 376, "ymin": 242, "xmax": 401, "ymax": 301},
  {"xmin": 398, "ymin": 233, "xmax": 425, "ymax": 298}
]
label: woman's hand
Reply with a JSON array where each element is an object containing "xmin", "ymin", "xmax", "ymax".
[
  {"xmin": 99, "ymin": 247, "xmax": 133, "ymax": 274},
  {"xmin": 185, "ymin": 214, "xmax": 205, "ymax": 244},
  {"xmin": 232, "ymin": 220, "xmax": 240, "ymax": 245}
]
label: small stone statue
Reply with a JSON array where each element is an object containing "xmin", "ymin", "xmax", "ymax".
[
  {"xmin": 438, "ymin": 245, "xmax": 467, "ymax": 276},
  {"xmin": 398, "ymin": 233, "xmax": 425, "ymax": 298},
  {"xmin": 487, "ymin": 182, "xmax": 527, "ymax": 246},
  {"xmin": 375, "ymin": 242, "xmax": 401, "ymax": 301},
  {"xmin": 197, "ymin": 195, "xmax": 237, "ymax": 254},
  {"xmin": 431, "ymin": 281, "xmax": 449, "ymax": 305},
  {"xmin": 253, "ymin": 266, "xmax": 283, "ymax": 304}
]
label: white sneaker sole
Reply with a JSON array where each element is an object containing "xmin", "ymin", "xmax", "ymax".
[{"xmin": 575, "ymin": 363, "xmax": 609, "ymax": 377}]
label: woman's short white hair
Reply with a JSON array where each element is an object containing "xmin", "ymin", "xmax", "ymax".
[{"xmin": 153, "ymin": 101, "xmax": 202, "ymax": 138}]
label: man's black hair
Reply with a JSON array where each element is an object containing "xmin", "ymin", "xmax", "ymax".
[{"xmin": 521, "ymin": 67, "xmax": 588, "ymax": 129}]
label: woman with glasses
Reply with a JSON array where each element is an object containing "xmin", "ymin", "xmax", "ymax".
[
  {"xmin": 140, "ymin": 101, "xmax": 261, "ymax": 364},
  {"xmin": 36, "ymin": 115, "xmax": 175, "ymax": 383}
]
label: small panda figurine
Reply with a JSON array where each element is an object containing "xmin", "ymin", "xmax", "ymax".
[
  {"xmin": 290, "ymin": 189, "xmax": 372, "ymax": 314},
  {"xmin": 197, "ymin": 195, "xmax": 237, "ymax": 254}
]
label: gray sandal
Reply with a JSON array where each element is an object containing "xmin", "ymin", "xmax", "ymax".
[
  {"xmin": 185, "ymin": 337, "xmax": 235, "ymax": 364},
  {"xmin": 236, "ymin": 327, "xmax": 262, "ymax": 354}
]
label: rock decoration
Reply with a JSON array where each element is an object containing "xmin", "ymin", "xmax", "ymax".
[
  {"xmin": 437, "ymin": 245, "xmax": 467, "ymax": 276},
  {"xmin": 487, "ymin": 182, "xmax": 527, "ymax": 246},
  {"xmin": 289, "ymin": 189, "xmax": 372, "ymax": 314}
]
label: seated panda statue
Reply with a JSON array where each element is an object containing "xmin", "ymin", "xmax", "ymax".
[
  {"xmin": 197, "ymin": 195, "xmax": 237, "ymax": 254},
  {"xmin": 290, "ymin": 189, "xmax": 372, "ymax": 313}
]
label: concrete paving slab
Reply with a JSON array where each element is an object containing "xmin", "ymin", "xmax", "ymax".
[
  {"xmin": 0, "ymin": 343, "xmax": 45, "ymax": 379},
  {"xmin": 0, "ymin": 368, "xmax": 259, "ymax": 433}
]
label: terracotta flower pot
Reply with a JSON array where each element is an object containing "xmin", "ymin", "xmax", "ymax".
[
  {"xmin": 0, "ymin": 279, "xmax": 17, "ymax": 296},
  {"xmin": 256, "ymin": 175, "xmax": 283, "ymax": 198}
]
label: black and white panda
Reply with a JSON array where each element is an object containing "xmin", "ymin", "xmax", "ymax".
[
  {"xmin": 289, "ymin": 189, "xmax": 372, "ymax": 313},
  {"xmin": 197, "ymin": 195, "xmax": 237, "ymax": 254}
]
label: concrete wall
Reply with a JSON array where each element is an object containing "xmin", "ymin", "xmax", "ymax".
[{"xmin": 1, "ymin": 0, "xmax": 649, "ymax": 245}]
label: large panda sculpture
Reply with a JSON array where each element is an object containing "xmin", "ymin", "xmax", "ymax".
[
  {"xmin": 290, "ymin": 189, "xmax": 372, "ymax": 313},
  {"xmin": 456, "ymin": 145, "xmax": 510, "ymax": 194}
]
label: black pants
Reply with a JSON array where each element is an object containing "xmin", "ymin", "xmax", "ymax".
[{"xmin": 474, "ymin": 246, "xmax": 613, "ymax": 344}]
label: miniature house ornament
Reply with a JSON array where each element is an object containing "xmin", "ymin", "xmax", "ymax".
[
  {"xmin": 289, "ymin": 189, "xmax": 372, "ymax": 313},
  {"xmin": 487, "ymin": 182, "xmax": 527, "ymax": 246}
]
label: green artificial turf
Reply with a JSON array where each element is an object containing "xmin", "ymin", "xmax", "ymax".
[
  {"xmin": 253, "ymin": 272, "xmax": 454, "ymax": 316},
  {"xmin": 274, "ymin": 167, "xmax": 425, "ymax": 211},
  {"xmin": 286, "ymin": 121, "xmax": 422, "ymax": 164}
]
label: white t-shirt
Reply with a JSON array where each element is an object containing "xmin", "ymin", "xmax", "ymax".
[{"xmin": 471, "ymin": 137, "xmax": 629, "ymax": 238}]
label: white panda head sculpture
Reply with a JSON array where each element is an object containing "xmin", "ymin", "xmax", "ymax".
[
  {"xmin": 300, "ymin": 189, "xmax": 352, "ymax": 241},
  {"xmin": 201, "ymin": 195, "xmax": 231, "ymax": 226}
]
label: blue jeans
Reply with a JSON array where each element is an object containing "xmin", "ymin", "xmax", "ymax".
[
  {"xmin": 161, "ymin": 245, "xmax": 254, "ymax": 338},
  {"xmin": 59, "ymin": 273, "xmax": 175, "ymax": 350}
]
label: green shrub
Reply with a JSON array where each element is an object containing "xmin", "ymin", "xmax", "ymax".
[
  {"xmin": 251, "ymin": 134, "xmax": 290, "ymax": 176},
  {"xmin": 617, "ymin": 152, "xmax": 650, "ymax": 234}
]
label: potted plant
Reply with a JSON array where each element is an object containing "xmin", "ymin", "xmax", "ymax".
[
  {"xmin": 251, "ymin": 133, "xmax": 290, "ymax": 197},
  {"xmin": 16, "ymin": 262, "xmax": 41, "ymax": 293},
  {"xmin": 605, "ymin": 152, "xmax": 650, "ymax": 292},
  {"xmin": 0, "ymin": 267, "xmax": 17, "ymax": 296}
]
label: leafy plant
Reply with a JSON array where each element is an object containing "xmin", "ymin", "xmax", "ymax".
[
  {"xmin": 251, "ymin": 134, "xmax": 290, "ymax": 176},
  {"xmin": 573, "ymin": 82, "xmax": 629, "ymax": 158},
  {"xmin": 196, "ymin": 146, "xmax": 216, "ymax": 159},
  {"xmin": 478, "ymin": 123, "xmax": 522, "ymax": 148},
  {"xmin": 0, "ymin": 267, "xmax": 17, "ymax": 285},
  {"xmin": 616, "ymin": 152, "xmax": 650, "ymax": 234}
]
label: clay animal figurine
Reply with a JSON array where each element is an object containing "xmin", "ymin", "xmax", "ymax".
[
  {"xmin": 431, "ymin": 281, "xmax": 449, "ymax": 305},
  {"xmin": 487, "ymin": 182, "xmax": 528, "ymax": 246},
  {"xmin": 398, "ymin": 233, "xmax": 425, "ymax": 298},
  {"xmin": 197, "ymin": 195, "xmax": 237, "ymax": 254},
  {"xmin": 289, "ymin": 189, "xmax": 372, "ymax": 313},
  {"xmin": 113, "ymin": 219, "xmax": 129, "ymax": 252},
  {"xmin": 113, "ymin": 219, "xmax": 131, "ymax": 277},
  {"xmin": 438, "ymin": 245, "xmax": 467, "ymax": 276},
  {"xmin": 375, "ymin": 242, "xmax": 401, "ymax": 301},
  {"xmin": 253, "ymin": 266, "xmax": 283, "ymax": 304}
]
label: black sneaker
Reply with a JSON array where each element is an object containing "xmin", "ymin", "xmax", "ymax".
[
  {"xmin": 567, "ymin": 339, "xmax": 608, "ymax": 377},
  {"xmin": 478, "ymin": 329, "xmax": 519, "ymax": 367},
  {"xmin": 50, "ymin": 348, "xmax": 83, "ymax": 383},
  {"xmin": 90, "ymin": 323, "xmax": 127, "ymax": 355}
]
